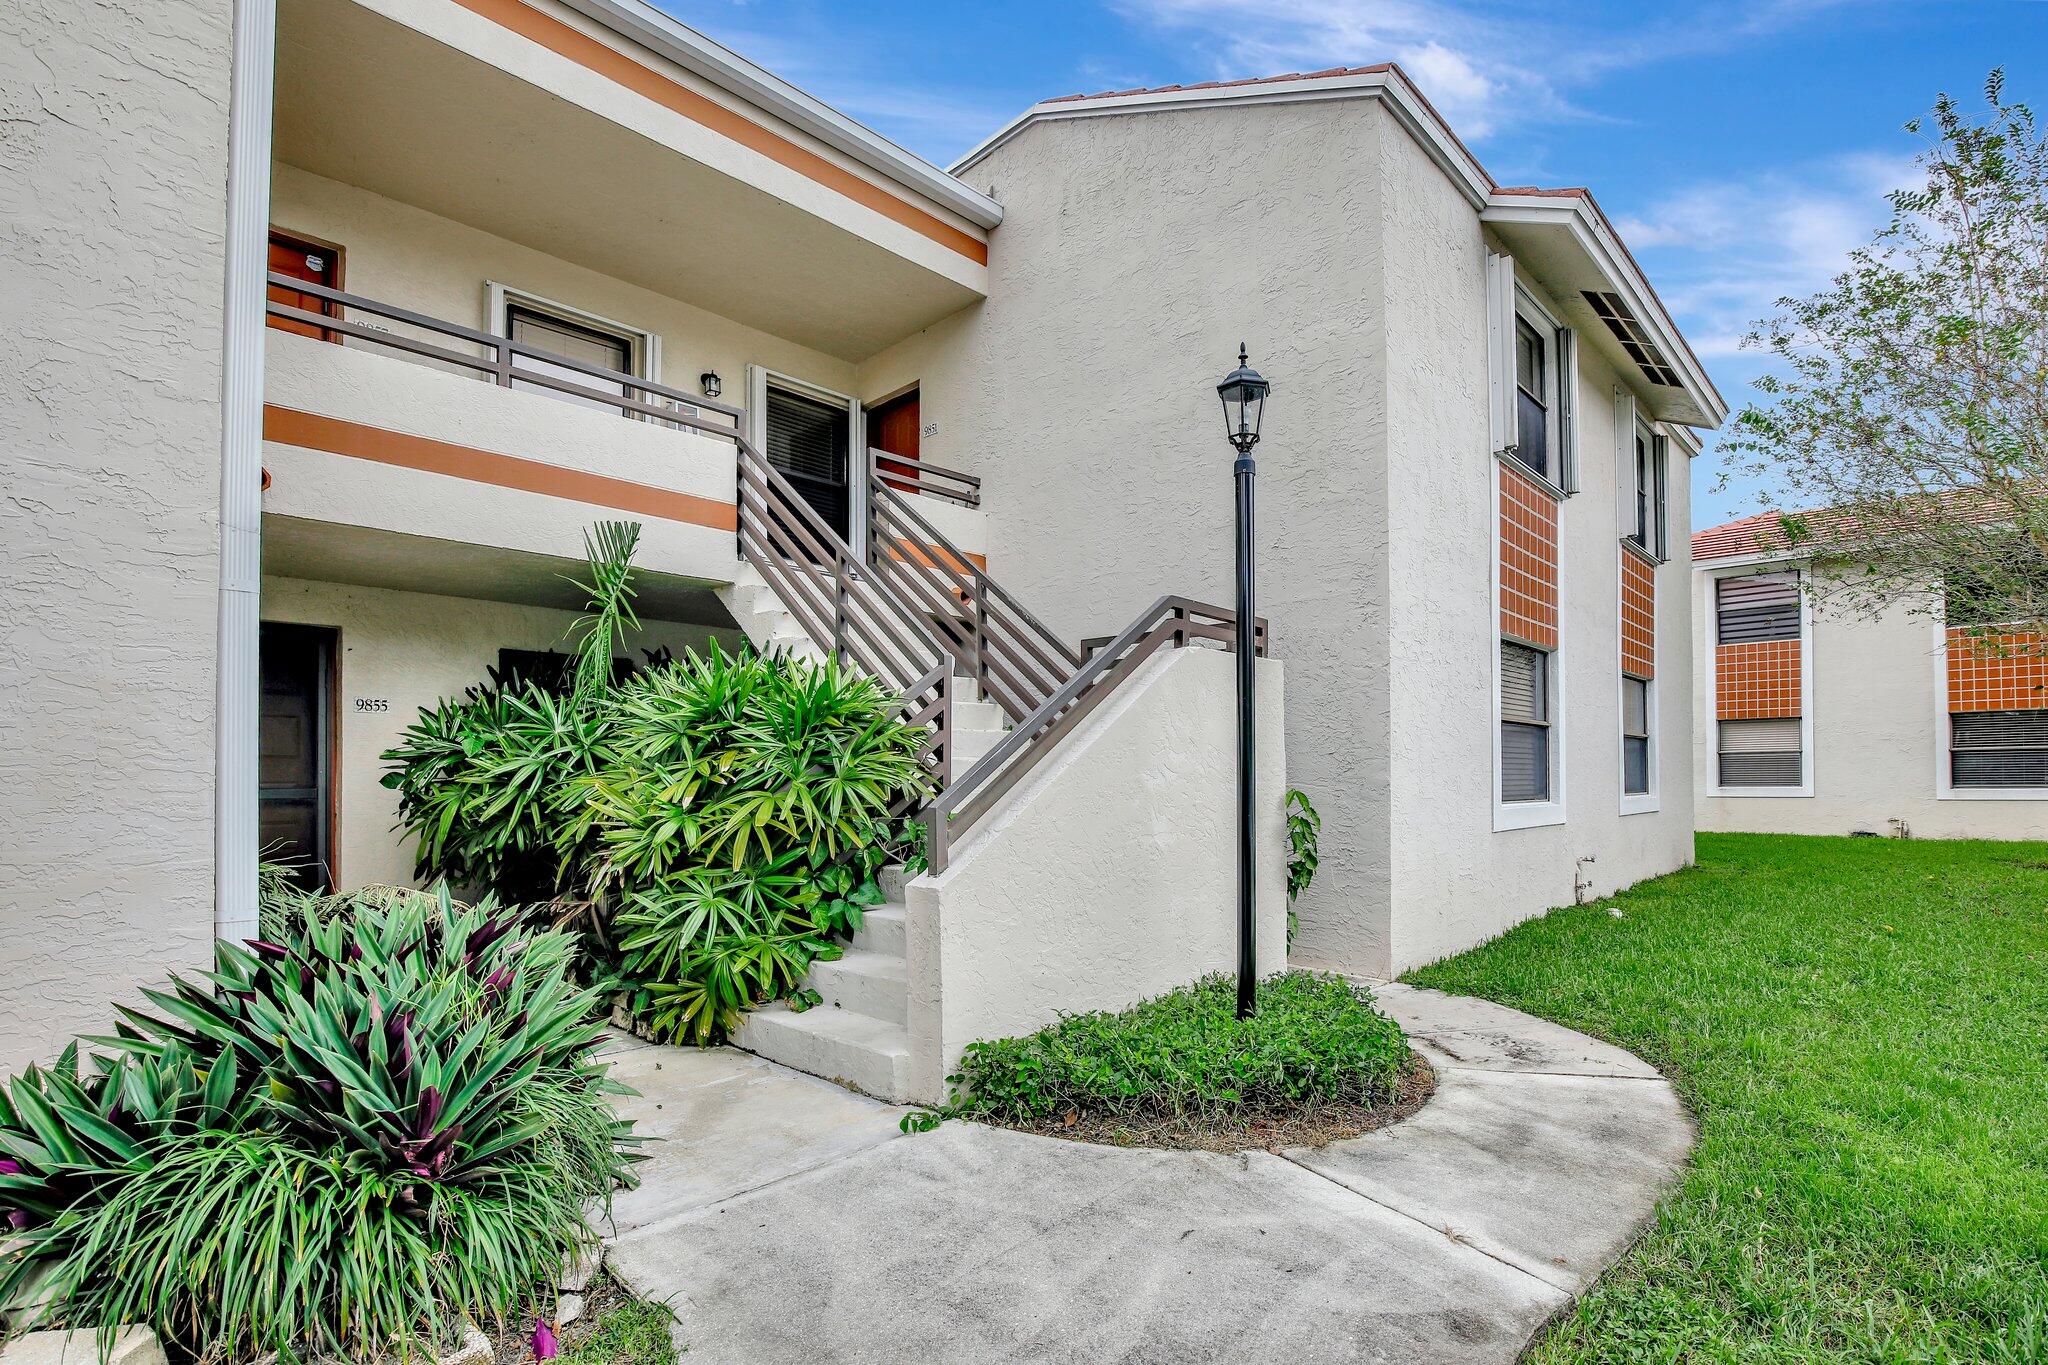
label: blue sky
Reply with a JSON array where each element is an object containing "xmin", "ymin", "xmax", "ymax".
[{"xmin": 665, "ymin": 0, "xmax": 2045, "ymax": 529}]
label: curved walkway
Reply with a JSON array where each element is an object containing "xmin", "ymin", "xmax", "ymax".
[{"xmin": 598, "ymin": 982, "xmax": 1693, "ymax": 1364}]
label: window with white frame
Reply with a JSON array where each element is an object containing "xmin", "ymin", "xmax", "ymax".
[
  {"xmin": 1714, "ymin": 571, "xmax": 1804, "ymax": 787},
  {"xmin": 1622, "ymin": 675, "xmax": 1651, "ymax": 794},
  {"xmin": 1949, "ymin": 711, "xmax": 2048, "ymax": 787},
  {"xmin": 491, "ymin": 285, "xmax": 657, "ymax": 416},
  {"xmin": 1501, "ymin": 640, "xmax": 1553, "ymax": 802},
  {"xmin": 1487, "ymin": 256, "xmax": 1577, "ymax": 490},
  {"xmin": 1628, "ymin": 420, "xmax": 1668, "ymax": 558}
]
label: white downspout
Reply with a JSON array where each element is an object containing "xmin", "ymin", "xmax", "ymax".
[{"xmin": 214, "ymin": 0, "xmax": 277, "ymax": 945}]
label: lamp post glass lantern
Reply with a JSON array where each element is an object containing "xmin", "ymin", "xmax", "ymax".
[{"xmin": 1217, "ymin": 344, "xmax": 1267, "ymax": 1019}]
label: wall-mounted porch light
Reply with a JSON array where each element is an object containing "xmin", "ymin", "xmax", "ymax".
[{"xmin": 700, "ymin": 370, "xmax": 723, "ymax": 399}]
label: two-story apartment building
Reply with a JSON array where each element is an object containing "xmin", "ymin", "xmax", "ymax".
[
  {"xmin": 2, "ymin": 0, "xmax": 1721, "ymax": 1095},
  {"xmin": 1694, "ymin": 510, "xmax": 2048, "ymax": 839}
]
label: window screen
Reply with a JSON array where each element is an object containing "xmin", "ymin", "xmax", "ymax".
[
  {"xmin": 1716, "ymin": 572, "xmax": 1800, "ymax": 644},
  {"xmin": 764, "ymin": 386, "xmax": 852, "ymax": 533},
  {"xmin": 1622, "ymin": 676, "xmax": 1651, "ymax": 795},
  {"xmin": 1513, "ymin": 318, "xmax": 1549, "ymax": 480},
  {"xmin": 1629, "ymin": 425, "xmax": 1667, "ymax": 558},
  {"xmin": 1502, "ymin": 641, "xmax": 1551, "ymax": 802},
  {"xmin": 506, "ymin": 303, "xmax": 634, "ymax": 413},
  {"xmin": 1951, "ymin": 709, "xmax": 2048, "ymax": 788},
  {"xmin": 1718, "ymin": 717, "xmax": 1802, "ymax": 787}
]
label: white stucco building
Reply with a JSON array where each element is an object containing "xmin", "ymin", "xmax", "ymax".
[
  {"xmin": 1, "ymin": 0, "xmax": 1721, "ymax": 1093},
  {"xmin": 1693, "ymin": 511, "xmax": 2048, "ymax": 840}
]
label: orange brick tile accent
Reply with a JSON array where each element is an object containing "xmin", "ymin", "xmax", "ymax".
[
  {"xmin": 1620, "ymin": 547, "xmax": 1655, "ymax": 679},
  {"xmin": 1715, "ymin": 640, "xmax": 1801, "ymax": 719},
  {"xmin": 1947, "ymin": 627, "xmax": 2048, "ymax": 711},
  {"xmin": 1500, "ymin": 463, "xmax": 1559, "ymax": 649}
]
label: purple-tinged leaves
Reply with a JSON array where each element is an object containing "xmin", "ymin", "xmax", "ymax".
[{"xmin": 530, "ymin": 1319, "xmax": 559, "ymax": 1360}]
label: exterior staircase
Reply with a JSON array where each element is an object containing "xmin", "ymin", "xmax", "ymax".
[{"xmin": 716, "ymin": 562, "xmax": 1010, "ymax": 1100}]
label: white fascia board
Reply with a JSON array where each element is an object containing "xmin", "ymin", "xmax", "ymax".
[
  {"xmin": 1484, "ymin": 195, "xmax": 1728, "ymax": 430},
  {"xmin": 553, "ymin": 0, "xmax": 1003, "ymax": 230},
  {"xmin": 954, "ymin": 66, "xmax": 1493, "ymax": 209},
  {"xmin": 1689, "ymin": 548, "xmax": 1805, "ymax": 575}
]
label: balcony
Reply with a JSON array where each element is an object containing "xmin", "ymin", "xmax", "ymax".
[{"xmin": 260, "ymin": 276, "xmax": 986, "ymax": 610}]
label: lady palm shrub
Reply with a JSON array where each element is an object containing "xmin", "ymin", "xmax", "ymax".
[
  {"xmin": 382, "ymin": 521, "xmax": 935, "ymax": 1046},
  {"xmin": 0, "ymin": 888, "xmax": 634, "ymax": 1361},
  {"xmin": 574, "ymin": 648, "xmax": 931, "ymax": 1043}
]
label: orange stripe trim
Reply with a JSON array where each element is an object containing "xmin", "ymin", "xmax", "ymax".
[
  {"xmin": 446, "ymin": 0, "xmax": 988, "ymax": 267},
  {"xmin": 263, "ymin": 405, "xmax": 738, "ymax": 532}
]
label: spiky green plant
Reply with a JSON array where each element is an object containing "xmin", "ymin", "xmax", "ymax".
[{"xmin": 0, "ymin": 888, "xmax": 636, "ymax": 1361}]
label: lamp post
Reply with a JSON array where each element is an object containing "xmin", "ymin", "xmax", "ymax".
[{"xmin": 1217, "ymin": 345, "xmax": 1268, "ymax": 1019}]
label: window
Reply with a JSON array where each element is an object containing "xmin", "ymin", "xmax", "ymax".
[
  {"xmin": 1622, "ymin": 676, "xmax": 1651, "ymax": 795},
  {"xmin": 1501, "ymin": 641, "xmax": 1552, "ymax": 802},
  {"xmin": 1718, "ymin": 718, "xmax": 1802, "ymax": 787},
  {"xmin": 506, "ymin": 303, "xmax": 636, "ymax": 412},
  {"xmin": 1628, "ymin": 421, "xmax": 1667, "ymax": 558},
  {"xmin": 1715, "ymin": 572, "xmax": 1800, "ymax": 644},
  {"xmin": 1514, "ymin": 318, "xmax": 1549, "ymax": 480},
  {"xmin": 764, "ymin": 383, "xmax": 854, "ymax": 536},
  {"xmin": 1950, "ymin": 710, "xmax": 2048, "ymax": 788}
]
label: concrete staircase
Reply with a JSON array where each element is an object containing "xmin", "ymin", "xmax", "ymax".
[{"xmin": 716, "ymin": 560, "xmax": 1012, "ymax": 1102}]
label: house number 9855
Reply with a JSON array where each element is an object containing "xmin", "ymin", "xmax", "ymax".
[{"xmin": 354, "ymin": 698, "xmax": 390, "ymax": 713}]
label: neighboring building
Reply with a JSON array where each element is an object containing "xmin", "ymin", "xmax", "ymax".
[
  {"xmin": 0, "ymin": 0, "xmax": 1720, "ymax": 1091},
  {"xmin": 1693, "ymin": 511, "xmax": 2048, "ymax": 839}
]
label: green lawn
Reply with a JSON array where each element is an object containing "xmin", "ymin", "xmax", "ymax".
[{"xmin": 1406, "ymin": 832, "xmax": 2048, "ymax": 1364}]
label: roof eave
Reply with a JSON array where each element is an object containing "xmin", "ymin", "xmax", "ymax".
[
  {"xmin": 1484, "ymin": 192, "xmax": 1728, "ymax": 430},
  {"xmin": 553, "ymin": 0, "xmax": 1004, "ymax": 230}
]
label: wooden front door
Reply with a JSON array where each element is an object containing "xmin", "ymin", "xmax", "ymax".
[
  {"xmin": 266, "ymin": 230, "xmax": 341, "ymax": 340},
  {"xmin": 867, "ymin": 388, "xmax": 921, "ymax": 494},
  {"xmin": 259, "ymin": 623, "xmax": 336, "ymax": 892}
]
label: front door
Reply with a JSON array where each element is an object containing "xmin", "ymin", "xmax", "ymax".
[
  {"xmin": 259, "ymin": 623, "xmax": 336, "ymax": 892},
  {"xmin": 764, "ymin": 383, "xmax": 853, "ymax": 540},
  {"xmin": 266, "ymin": 229, "xmax": 341, "ymax": 341},
  {"xmin": 867, "ymin": 388, "xmax": 920, "ymax": 496}
]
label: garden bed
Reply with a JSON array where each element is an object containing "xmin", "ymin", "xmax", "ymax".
[{"xmin": 929, "ymin": 972, "xmax": 1426, "ymax": 1153}]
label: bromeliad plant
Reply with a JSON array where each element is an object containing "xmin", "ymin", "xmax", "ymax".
[
  {"xmin": 382, "ymin": 521, "xmax": 934, "ymax": 1046},
  {"xmin": 0, "ymin": 887, "xmax": 635, "ymax": 1362}
]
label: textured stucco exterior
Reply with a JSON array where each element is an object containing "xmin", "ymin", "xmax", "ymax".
[
  {"xmin": 0, "ymin": 0, "xmax": 232, "ymax": 1071},
  {"xmin": 261, "ymin": 576, "xmax": 741, "ymax": 890},
  {"xmin": 861, "ymin": 97, "xmax": 1392, "ymax": 970},
  {"xmin": 263, "ymin": 331, "xmax": 741, "ymax": 581},
  {"xmin": 1694, "ymin": 570, "xmax": 2048, "ymax": 840},
  {"xmin": 905, "ymin": 649, "xmax": 1289, "ymax": 1102},
  {"xmin": 865, "ymin": 96, "xmax": 1698, "ymax": 977}
]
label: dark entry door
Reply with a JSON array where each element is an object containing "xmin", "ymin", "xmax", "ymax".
[
  {"xmin": 259, "ymin": 623, "xmax": 335, "ymax": 892},
  {"xmin": 764, "ymin": 384, "xmax": 852, "ymax": 539}
]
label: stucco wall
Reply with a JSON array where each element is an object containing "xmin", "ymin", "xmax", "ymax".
[
  {"xmin": 261, "ymin": 575, "xmax": 741, "ymax": 890},
  {"xmin": 271, "ymin": 164, "xmax": 862, "ymax": 410},
  {"xmin": 263, "ymin": 330, "xmax": 741, "ymax": 581},
  {"xmin": 904, "ymin": 649, "xmax": 1289, "ymax": 1103},
  {"xmin": 858, "ymin": 97, "xmax": 1390, "ymax": 975},
  {"xmin": 0, "ymin": 0, "xmax": 231, "ymax": 1072},
  {"xmin": 1694, "ymin": 575, "xmax": 2048, "ymax": 840}
]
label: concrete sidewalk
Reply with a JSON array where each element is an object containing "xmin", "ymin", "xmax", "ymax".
[{"xmin": 601, "ymin": 983, "xmax": 1691, "ymax": 1364}]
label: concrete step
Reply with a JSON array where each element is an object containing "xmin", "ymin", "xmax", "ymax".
[
  {"xmin": 805, "ymin": 950, "xmax": 908, "ymax": 1025},
  {"xmin": 850, "ymin": 904, "xmax": 906, "ymax": 956},
  {"xmin": 731, "ymin": 1003, "xmax": 911, "ymax": 1103},
  {"xmin": 879, "ymin": 864, "xmax": 911, "ymax": 900},
  {"xmin": 952, "ymin": 696, "xmax": 1007, "ymax": 731},
  {"xmin": 953, "ymin": 725, "xmax": 1009, "ymax": 771}
]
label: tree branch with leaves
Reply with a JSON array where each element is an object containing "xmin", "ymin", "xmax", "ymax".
[{"xmin": 1720, "ymin": 70, "xmax": 2048, "ymax": 640}]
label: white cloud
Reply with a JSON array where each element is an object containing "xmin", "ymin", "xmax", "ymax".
[{"xmin": 1615, "ymin": 152, "xmax": 1917, "ymax": 359}]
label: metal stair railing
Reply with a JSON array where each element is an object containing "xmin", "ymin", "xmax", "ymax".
[
  {"xmin": 920, "ymin": 596, "xmax": 1266, "ymax": 873},
  {"xmin": 864, "ymin": 468, "xmax": 1084, "ymax": 723}
]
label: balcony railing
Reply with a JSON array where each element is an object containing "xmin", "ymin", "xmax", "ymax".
[{"xmin": 264, "ymin": 273, "xmax": 747, "ymax": 439}]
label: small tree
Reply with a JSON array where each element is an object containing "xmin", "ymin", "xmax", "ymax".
[{"xmin": 1720, "ymin": 71, "xmax": 2048, "ymax": 639}]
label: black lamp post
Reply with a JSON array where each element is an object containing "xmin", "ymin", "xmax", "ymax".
[{"xmin": 1217, "ymin": 344, "xmax": 1268, "ymax": 1019}]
